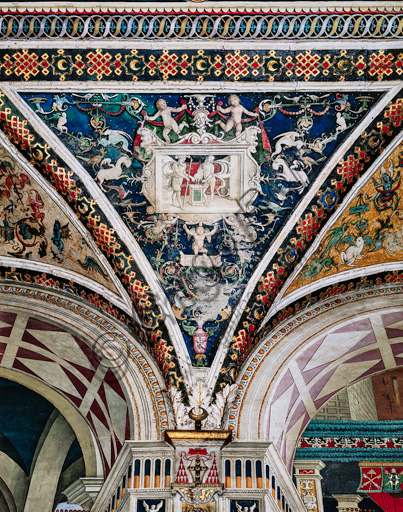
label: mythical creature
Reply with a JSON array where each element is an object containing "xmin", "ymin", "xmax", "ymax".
[
  {"xmin": 371, "ymin": 160, "xmax": 400, "ymax": 212},
  {"xmin": 98, "ymin": 129, "xmax": 133, "ymax": 153},
  {"xmin": 96, "ymin": 155, "xmax": 132, "ymax": 188}
]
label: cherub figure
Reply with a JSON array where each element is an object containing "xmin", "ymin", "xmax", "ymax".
[
  {"xmin": 184, "ymin": 223, "xmax": 218, "ymax": 257},
  {"xmin": 150, "ymin": 214, "xmax": 178, "ymax": 236},
  {"xmin": 163, "ymin": 156, "xmax": 189, "ymax": 208},
  {"xmin": 235, "ymin": 503, "xmax": 256, "ymax": 512},
  {"xmin": 145, "ymin": 99, "xmax": 188, "ymax": 143},
  {"xmin": 194, "ymin": 155, "xmax": 216, "ymax": 206},
  {"xmin": 143, "ymin": 501, "xmax": 163, "ymax": 512},
  {"xmin": 215, "ymin": 94, "xmax": 258, "ymax": 137}
]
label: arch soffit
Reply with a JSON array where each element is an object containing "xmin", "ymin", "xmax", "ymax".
[
  {"xmin": 0, "ymin": 368, "xmax": 102, "ymax": 479},
  {"xmin": 0, "ymin": 283, "xmax": 170, "ymax": 440},
  {"xmin": 0, "ymin": 453, "xmax": 27, "ymax": 512},
  {"xmin": 231, "ymin": 286, "xmax": 403, "ymax": 450}
]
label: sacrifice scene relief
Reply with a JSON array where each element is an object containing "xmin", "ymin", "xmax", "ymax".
[
  {"xmin": 0, "ymin": 146, "xmax": 113, "ymax": 291},
  {"xmin": 22, "ymin": 91, "xmax": 379, "ymax": 365}
]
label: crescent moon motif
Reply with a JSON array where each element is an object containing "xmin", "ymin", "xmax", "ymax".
[
  {"xmin": 337, "ymin": 59, "xmax": 349, "ymax": 72},
  {"xmin": 57, "ymin": 59, "xmax": 68, "ymax": 71},
  {"xmin": 33, "ymin": 149, "xmax": 43, "ymax": 161},
  {"xmin": 195, "ymin": 59, "xmax": 208, "ymax": 72},
  {"xmin": 129, "ymin": 59, "xmax": 140, "ymax": 72},
  {"xmin": 266, "ymin": 59, "xmax": 279, "ymax": 72}
]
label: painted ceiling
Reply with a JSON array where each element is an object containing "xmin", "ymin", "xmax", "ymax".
[
  {"xmin": 287, "ymin": 140, "xmax": 403, "ymax": 297},
  {"xmin": 19, "ymin": 90, "xmax": 379, "ymax": 366},
  {"xmin": 0, "ymin": 2, "xmax": 403, "ymax": 404},
  {"xmin": 0, "ymin": 144, "xmax": 116, "ymax": 293}
]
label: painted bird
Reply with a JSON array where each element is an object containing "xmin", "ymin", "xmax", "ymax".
[{"xmin": 77, "ymin": 148, "xmax": 106, "ymax": 170}]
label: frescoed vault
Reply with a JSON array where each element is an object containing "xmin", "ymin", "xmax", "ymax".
[
  {"xmin": 285, "ymin": 138, "xmax": 403, "ymax": 298},
  {"xmin": 0, "ymin": 144, "xmax": 119, "ymax": 294},
  {"xmin": 18, "ymin": 89, "xmax": 379, "ymax": 367},
  {"xmin": 1, "ymin": 77, "xmax": 403, "ymax": 395},
  {"xmin": 3, "ymin": 7, "xmax": 403, "ymax": 508}
]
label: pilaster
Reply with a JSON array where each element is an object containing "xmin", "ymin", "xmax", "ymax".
[
  {"xmin": 294, "ymin": 460, "xmax": 325, "ymax": 512},
  {"xmin": 332, "ymin": 494, "xmax": 363, "ymax": 512}
]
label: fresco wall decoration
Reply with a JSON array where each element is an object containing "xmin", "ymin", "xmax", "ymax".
[
  {"xmin": 4, "ymin": 2, "xmax": 403, "ymax": 511},
  {"xmin": 217, "ymin": 92, "xmax": 403, "ymax": 390},
  {"xmin": 0, "ymin": 145, "xmax": 115, "ymax": 292},
  {"xmin": 21, "ymin": 90, "xmax": 379, "ymax": 366},
  {"xmin": 287, "ymin": 140, "xmax": 403, "ymax": 296},
  {"xmin": 0, "ymin": 4, "xmax": 402, "ymax": 402},
  {"xmin": 0, "ymin": 85, "xmax": 399, "ymax": 398},
  {"xmin": 0, "ymin": 91, "xmax": 186, "ymax": 391}
]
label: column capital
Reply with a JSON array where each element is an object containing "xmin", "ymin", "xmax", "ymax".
[
  {"xmin": 63, "ymin": 477, "xmax": 104, "ymax": 508},
  {"xmin": 294, "ymin": 460, "xmax": 326, "ymax": 477},
  {"xmin": 333, "ymin": 494, "xmax": 363, "ymax": 512}
]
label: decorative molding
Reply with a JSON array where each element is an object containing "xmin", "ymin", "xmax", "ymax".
[
  {"xmin": 300, "ymin": 420, "xmax": 403, "ymax": 437},
  {"xmin": 0, "ymin": 11, "xmax": 403, "ymax": 41},
  {"xmin": 1, "ymin": 3, "xmax": 403, "ymax": 14},
  {"xmin": 0, "ymin": 49, "xmax": 403, "ymax": 82},
  {"xmin": 1, "ymin": 8, "xmax": 403, "ymax": 41},
  {"xmin": 169, "ymin": 380, "xmax": 237, "ymax": 430},
  {"xmin": 296, "ymin": 448, "xmax": 403, "ymax": 462},
  {"xmin": 0, "ymin": 265, "xmax": 132, "ymax": 327},
  {"xmin": 333, "ymin": 494, "xmax": 362, "ymax": 512},
  {"xmin": 0, "ymin": 256, "xmax": 128, "ymax": 313},
  {"xmin": 296, "ymin": 421, "xmax": 403, "ymax": 462},
  {"xmin": 294, "ymin": 461, "xmax": 325, "ymax": 512}
]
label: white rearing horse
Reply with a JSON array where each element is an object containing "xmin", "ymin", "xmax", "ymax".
[
  {"xmin": 96, "ymin": 155, "xmax": 132, "ymax": 188},
  {"xmin": 271, "ymin": 156, "xmax": 309, "ymax": 190}
]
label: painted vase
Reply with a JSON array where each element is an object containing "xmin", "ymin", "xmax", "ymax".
[{"xmin": 193, "ymin": 327, "xmax": 208, "ymax": 355}]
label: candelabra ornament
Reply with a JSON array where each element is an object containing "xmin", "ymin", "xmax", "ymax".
[{"xmin": 189, "ymin": 406, "xmax": 208, "ymax": 431}]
